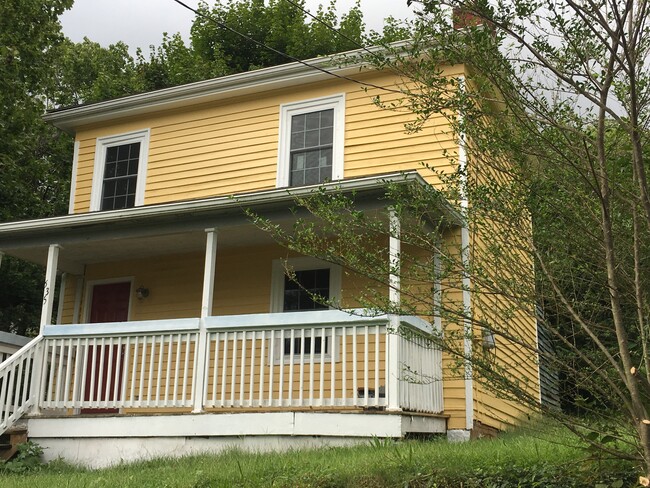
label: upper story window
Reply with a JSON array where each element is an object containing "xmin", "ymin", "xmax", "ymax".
[
  {"xmin": 90, "ymin": 129, "xmax": 150, "ymax": 212},
  {"xmin": 277, "ymin": 94, "xmax": 345, "ymax": 188}
]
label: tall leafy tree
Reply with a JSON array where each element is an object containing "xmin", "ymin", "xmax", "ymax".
[
  {"xmin": 252, "ymin": 0, "xmax": 650, "ymax": 478},
  {"xmin": 0, "ymin": 0, "xmax": 74, "ymax": 336}
]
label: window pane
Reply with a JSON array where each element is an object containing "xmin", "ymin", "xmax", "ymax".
[
  {"xmin": 117, "ymin": 145, "xmax": 130, "ymax": 161},
  {"xmin": 320, "ymin": 126, "xmax": 333, "ymax": 145},
  {"xmin": 106, "ymin": 146, "xmax": 118, "ymax": 163},
  {"xmin": 291, "ymin": 131, "xmax": 304, "ymax": 150},
  {"xmin": 100, "ymin": 142, "xmax": 140, "ymax": 211},
  {"xmin": 320, "ymin": 109, "xmax": 333, "ymax": 127},
  {"xmin": 283, "ymin": 269, "xmax": 330, "ymax": 312},
  {"xmin": 305, "ymin": 151, "xmax": 319, "ymax": 168},
  {"xmin": 291, "ymin": 114, "xmax": 305, "ymax": 133},
  {"xmin": 305, "ymin": 112, "xmax": 320, "ymax": 130},
  {"xmin": 104, "ymin": 161, "xmax": 116, "ymax": 179}
]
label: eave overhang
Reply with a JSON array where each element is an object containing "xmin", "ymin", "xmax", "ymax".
[
  {"xmin": 0, "ymin": 172, "xmax": 461, "ymax": 273},
  {"xmin": 43, "ymin": 42, "xmax": 410, "ymax": 134}
]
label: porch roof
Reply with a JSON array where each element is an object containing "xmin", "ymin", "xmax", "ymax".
[{"xmin": 0, "ymin": 172, "xmax": 461, "ymax": 274}]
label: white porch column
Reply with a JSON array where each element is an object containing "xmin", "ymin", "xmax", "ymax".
[
  {"xmin": 386, "ymin": 208, "xmax": 401, "ymax": 411},
  {"xmin": 33, "ymin": 244, "xmax": 60, "ymax": 415},
  {"xmin": 40, "ymin": 244, "xmax": 61, "ymax": 332},
  {"xmin": 193, "ymin": 228, "xmax": 217, "ymax": 413}
]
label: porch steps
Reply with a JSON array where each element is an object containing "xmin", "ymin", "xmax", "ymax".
[{"xmin": 0, "ymin": 427, "xmax": 28, "ymax": 461}]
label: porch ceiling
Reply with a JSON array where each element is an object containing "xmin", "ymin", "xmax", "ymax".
[
  {"xmin": 0, "ymin": 172, "xmax": 462, "ymax": 274},
  {"xmin": 4, "ymin": 224, "xmax": 277, "ymax": 274}
]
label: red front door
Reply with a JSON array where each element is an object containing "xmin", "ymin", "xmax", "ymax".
[{"xmin": 83, "ymin": 282, "xmax": 131, "ymax": 413}]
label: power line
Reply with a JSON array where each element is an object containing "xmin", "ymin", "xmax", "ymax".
[{"xmin": 171, "ymin": 0, "xmax": 406, "ymax": 95}]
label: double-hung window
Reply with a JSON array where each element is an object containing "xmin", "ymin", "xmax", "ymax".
[
  {"xmin": 90, "ymin": 129, "xmax": 150, "ymax": 211},
  {"xmin": 277, "ymin": 94, "xmax": 345, "ymax": 188}
]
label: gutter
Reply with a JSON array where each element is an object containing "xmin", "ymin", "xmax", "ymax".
[{"xmin": 43, "ymin": 41, "xmax": 413, "ymax": 134}]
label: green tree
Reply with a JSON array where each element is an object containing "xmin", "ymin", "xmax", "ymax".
[
  {"xmin": 51, "ymin": 38, "xmax": 140, "ymax": 106},
  {"xmin": 0, "ymin": 0, "xmax": 74, "ymax": 336},
  {"xmin": 252, "ymin": 0, "xmax": 650, "ymax": 478}
]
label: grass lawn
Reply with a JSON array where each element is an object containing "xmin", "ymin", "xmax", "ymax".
[{"xmin": 0, "ymin": 427, "xmax": 639, "ymax": 487}]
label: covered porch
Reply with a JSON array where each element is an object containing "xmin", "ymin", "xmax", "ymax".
[{"xmin": 0, "ymin": 173, "xmax": 460, "ymax": 464}]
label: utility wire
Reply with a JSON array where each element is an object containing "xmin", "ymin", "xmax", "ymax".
[{"xmin": 171, "ymin": 0, "xmax": 405, "ymax": 95}]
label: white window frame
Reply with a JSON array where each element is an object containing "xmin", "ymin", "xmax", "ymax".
[
  {"xmin": 90, "ymin": 129, "xmax": 150, "ymax": 211},
  {"xmin": 68, "ymin": 141, "xmax": 80, "ymax": 214},
  {"xmin": 270, "ymin": 257, "xmax": 342, "ymax": 313},
  {"xmin": 276, "ymin": 94, "xmax": 345, "ymax": 188}
]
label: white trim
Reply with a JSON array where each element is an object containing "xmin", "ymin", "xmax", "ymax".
[
  {"xmin": 42, "ymin": 41, "xmax": 416, "ymax": 134},
  {"xmin": 68, "ymin": 141, "xmax": 80, "ymax": 214},
  {"xmin": 43, "ymin": 318, "xmax": 199, "ymax": 337},
  {"xmin": 40, "ymin": 244, "xmax": 61, "ymax": 331},
  {"xmin": 27, "ymin": 412, "xmax": 426, "ymax": 439},
  {"xmin": 387, "ymin": 208, "xmax": 401, "ymax": 411},
  {"xmin": 433, "ymin": 243, "xmax": 443, "ymax": 334},
  {"xmin": 90, "ymin": 129, "xmax": 150, "ymax": 212},
  {"xmin": 270, "ymin": 256, "xmax": 342, "ymax": 313},
  {"xmin": 0, "ymin": 172, "xmax": 462, "ymax": 235},
  {"xmin": 83, "ymin": 277, "xmax": 134, "ymax": 324},
  {"xmin": 194, "ymin": 228, "xmax": 218, "ymax": 413},
  {"xmin": 277, "ymin": 94, "xmax": 345, "ymax": 188},
  {"xmin": 458, "ymin": 74, "xmax": 474, "ymax": 431},
  {"xmin": 200, "ymin": 228, "xmax": 218, "ymax": 319}
]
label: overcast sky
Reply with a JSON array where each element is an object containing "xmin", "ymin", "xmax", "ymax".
[{"xmin": 60, "ymin": 0, "xmax": 416, "ymax": 56}]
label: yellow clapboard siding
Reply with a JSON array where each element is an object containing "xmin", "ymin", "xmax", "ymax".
[{"xmin": 72, "ymin": 69, "xmax": 460, "ymax": 211}]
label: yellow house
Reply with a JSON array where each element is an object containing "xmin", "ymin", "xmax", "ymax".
[{"xmin": 0, "ymin": 47, "xmax": 540, "ymax": 467}]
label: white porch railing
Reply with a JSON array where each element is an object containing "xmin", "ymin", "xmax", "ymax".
[
  {"xmin": 0, "ymin": 336, "xmax": 43, "ymax": 432},
  {"xmin": 0, "ymin": 310, "xmax": 443, "ymax": 433},
  {"xmin": 38, "ymin": 319, "xmax": 200, "ymax": 410}
]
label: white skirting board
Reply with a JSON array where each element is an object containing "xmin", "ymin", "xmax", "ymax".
[{"xmin": 27, "ymin": 411, "xmax": 446, "ymax": 468}]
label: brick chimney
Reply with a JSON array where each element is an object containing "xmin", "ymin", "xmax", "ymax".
[{"xmin": 453, "ymin": 7, "xmax": 485, "ymax": 30}]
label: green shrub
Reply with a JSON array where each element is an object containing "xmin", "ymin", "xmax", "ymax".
[{"xmin": 0, "ymin": 441, "xmax": 44, "ymax": 473}]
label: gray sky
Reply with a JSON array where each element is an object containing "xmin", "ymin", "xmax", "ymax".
[{"xmin": 60, "ymin": 0, "xmax": 416, "ymax": 56}]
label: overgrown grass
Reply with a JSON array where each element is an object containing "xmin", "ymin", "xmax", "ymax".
[{"xmin": 0, "ymin": 426, "xmax": 639, "ymax": 487}]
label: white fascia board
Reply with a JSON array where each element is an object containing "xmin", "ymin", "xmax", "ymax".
[
  {"xmin": 43, "ymin": 55, "xmax": 364, "ymax": 134},
  {"xmin": 43, "ymin": 40, "xmax": 416, "ymax": 134}
]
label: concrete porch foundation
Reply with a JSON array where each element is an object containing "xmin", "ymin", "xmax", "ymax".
[{"xmin": 27, "ymin": 411, "xmax": 447, "ymax": 468}]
